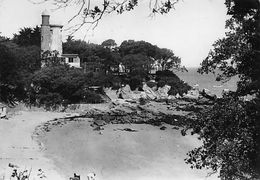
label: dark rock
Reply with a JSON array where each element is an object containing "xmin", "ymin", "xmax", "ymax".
[
  {"xmin": 160, "ymin": 126, "xmax": 167, "ymax": 130},
  {"xmin": 94, "ymin": 120, "xmax": 106, "ymax": 126},
  {"xmin": 69, "ymin": 173, "xmax": 80, "ymax": 180},
  {"xmin": 118, "ymin": 128, "xmax": 138, "ymax": 132},
  {"xmin": 93, "ymin": 126, "xmax": 104, "ymax": 131}
]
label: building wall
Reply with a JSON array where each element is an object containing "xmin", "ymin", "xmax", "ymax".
[
  {"xmin": 50, "ymin": 26, "xmax": 63, "ymax": 55},
  {"xmin": 41, "ymin": 13, "xmax": 63, "ymax": 56},
  {"xmin": 41, "ymin": 15, "xmax": 51, "ymax": 53},
  {"xmin": 64, "ymin": 56, "xmax": 81, "ymax": 68}
]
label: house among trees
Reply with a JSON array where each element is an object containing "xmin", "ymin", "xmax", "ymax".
[
  {"xmin": 40, "ymin": 10, "xmax": 80, "ymax": 68},
  {"xmin": 62, "ymin": 54, "xmax": 81, "ymax": 68},
  {"xmin": 150, "ymin": 60, "xmax": 163, "ymax": 74}
]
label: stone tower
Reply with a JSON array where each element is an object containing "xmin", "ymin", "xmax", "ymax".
[{"xmin": 41, "ymin": 10, "xmax": 63, "ymax": 55}]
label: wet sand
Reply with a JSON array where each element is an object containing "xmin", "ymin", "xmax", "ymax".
[{"xmin": 40, "ymin": 120, "xmax": 219, "ymax": 180}]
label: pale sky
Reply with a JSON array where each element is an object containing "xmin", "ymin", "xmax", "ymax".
[{"xmin": 0, "ymin": 0, "xmax": 228, "ymax": 67}]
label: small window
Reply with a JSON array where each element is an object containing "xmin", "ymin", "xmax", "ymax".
[{"xmin": 68, "ymin": 57, "xmax": 74, "ymax": 63}]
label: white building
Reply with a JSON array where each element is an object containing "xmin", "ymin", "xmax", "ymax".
[{"xmin": 62, "ymin": 54, "xmax": 81, "ymax": 68}]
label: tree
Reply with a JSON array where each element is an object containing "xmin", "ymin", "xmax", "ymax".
[
  {"xmin": 0, "ymin": 42, "xmax": 19, "ymax": 104},
  {"xmin": 155, "ymin": 70, "xmax": 191, "ymax": 95},
  {"xmin": 122, "ymin": 53, "xmax": 152, "ymax": 74},
  {"xmin": 101, "ymin": 39, "xmax": 117, "ymax": 49},
  {"xmin": 119, "ymin": 40, "xmax": 157, "ymax": 58},
  {"xmin": 30, "ymin": 64, "xmax": 105, "ymax": 108},
  {"xmin": 0, "ymin": 34, "xmax": 41, "ymax": 104},
  {"xmin": 63, "ymin": 39, "xmax": 91, "ymax": 55},
  {"xmin": 186, "ymin": 96, "xmax": 260, "ymax": 180},
  {"xmin": 185, "ymin": 0, "xmax": 260, "ymax": 179},
  {"xmin": 93, "ymin": 44, "xmax": 121, "ymax": 72},
  {"xmin": 198, "ymin": 0, "xmax": 260, "ymax": 96},
  {"xmin": 156, "ymin": 48, "xmax": 182, "ymax": 71},
  {"xmin": 13, "ymin": 26, "xmax": 41, "ymax": 47}
]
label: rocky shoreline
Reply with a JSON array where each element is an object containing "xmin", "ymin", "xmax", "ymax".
[
  {"xmin": 34, "ymin": 94, "xmax": 215, "ymax": 144},
  {"xmin": 30, "ymin": 94, "xmax": 219, "ymax": 180}
]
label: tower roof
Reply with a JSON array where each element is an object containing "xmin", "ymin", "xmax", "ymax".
[{"xmin": 42, "ymin": 9, "xmax": 50, "ymax": 16}]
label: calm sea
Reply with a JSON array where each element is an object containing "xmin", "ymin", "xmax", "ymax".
[{"xmin": 175, "ymin": 67, "xmax": 238, "ymax": 97}]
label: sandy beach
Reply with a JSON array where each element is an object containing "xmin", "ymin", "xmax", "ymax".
[
  {"xmin": 0, "ymin": 110, "xmax": 78, "ymax": 180},
  {"xmin": 0, "ymin": 102, "xmax": 219, "ymax": 180},
  {"xmin": 39, "ymin": 119, "xmax": 219, "ymax": 180}
]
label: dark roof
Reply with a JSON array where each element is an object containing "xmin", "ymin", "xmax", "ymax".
[
  {"xmin": 50, "ymin": 24, "xmax": 63, "ymax": 28},
  {"xmin": 62, "ymin": 54, "xmax": 79, "ymax": 58}
]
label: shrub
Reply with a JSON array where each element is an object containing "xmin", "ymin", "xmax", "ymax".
[
  {"xmin": 30, "ymin": 64, "xmax": 104, "ymax": 108},
  {"xmin": 36, "ymin": 92, "xmax": 63, "ymax": 110},
  {"xmin": 129, "ymin": 76, "xmax": 143, "ymax": 90},
  {"xmin": 82, "ymin": 90, "xmax": 104, "ymax": 103},
  {"xmin": 155, "ymin": 70, "xmax": 191, "ymax": 96},
  {"xmin": 156, "ymin": 70, "xmax": 179, "ymax": 78}
]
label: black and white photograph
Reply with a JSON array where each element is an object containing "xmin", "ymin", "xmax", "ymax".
[{"xmin": 0, "ymin": 0, "xmax": 259, "ymax": 179}]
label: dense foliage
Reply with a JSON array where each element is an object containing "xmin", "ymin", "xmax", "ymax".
[
  {"xmin": 13, "ymin": 26, "xmax": 41, "ymax": 47},
  {"xmin": 0, "ymin": 43, "xmax": 19, "ymax": 104},
  {"xmin": 186, "ymin": 96, "xmax": 260, "ymax": 179},
  {"xmin": 1, "ymin": 29, "xmax": 187, "ymax": 108},
  {"xmin": 155, "ymin": 70, "xmax": 191, "ymax": 95},
  {"xmin": 0, "ymin": 36, "xmax": 40, "ymax": 104},
  {"xmin": 63, "ymin": 38, "xmax": 186, "ymax": 92},
  {"xmin": 30, "ymin": 64, "xmax": 104, "ymax": 109},
  {"xmin": 185, "ymin": 0, "xmax": 260, "ymax": 179}
]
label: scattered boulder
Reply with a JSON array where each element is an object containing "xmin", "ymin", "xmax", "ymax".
[
  {"xmin": 175, "ymin": 93, "xmax": 181, "ymax": 99},
  {"xmin": 94, "ymin": 120, "xmax": 106, "ymax": 126},
  {"xmin": 157, "ymin": 85, "xmax": 171, "ymax": 99},
  {"xmin": 117, "ymin": 128, "xmax": 138, "ymax": 132},
  {"xmin": 200, "ymin": 89, "xmax": 217, "ymax": 101},
  {"xmin": 160, "ymin": 126, "xmax": 167, "ymax": 130},
  {"xmin": 142, "ymin": 83, "xmax": 158, "ymax": 100},
  {"xmin": 93, "ymin": 126, "xmax": 104, "ymax": 131},
  {"xmin": 172, "ymin": 126, "xmax": 179, "ymax": 130},
  {"xmin": 119, "ymin": 84, "xmax": 134, "ymax": 99},
  {"xmin": 69, "ymin": 173, "xmax": 80, "ymax": 180},
  {"xmin": 184, "ymin": 89, "xmax": 200, "ymax": 99}
]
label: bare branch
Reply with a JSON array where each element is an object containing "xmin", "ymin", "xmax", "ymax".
[
  {"xmin": 68, "ymin": 0, "xmax": 87, "ymax": 23},
  {"xmin": 29, "ymin": 0, "xmax": 180, "ymax": 34}
]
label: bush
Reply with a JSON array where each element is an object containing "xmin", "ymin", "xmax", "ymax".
[
  {"xmin": 129, "ymin": 76, "xmax": 143, "ymax": 90},
  {"xmin": 156, "ymin": 70, "xmax": 179, "ymax": 78},
  {"xmin": 30, "ymin": 65, "xmax": 104, "ymax": 108},
  {"xmin": 155, "ymin": 70, "xmax": 191, "ymax": 96},
  {"xmin": 36, "ymin": 92, "xmax": 63, "ymax": 110},
  {"xmin": 81, "ymin": 90, "xmax": 104, "ymax": 103}
]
